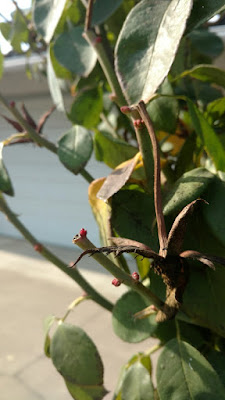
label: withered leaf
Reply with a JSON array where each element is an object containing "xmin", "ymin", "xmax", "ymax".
[
  {"xmin": 180, "ymin": 250, "xmax": 225, "ymax": 269},
  {"xmin": 97, "ymin": 153, "xmax": 140, "ymax": 201},
  {"xmin": 167, "ymin": 199, "xmax": 207, "ymax": 256}
]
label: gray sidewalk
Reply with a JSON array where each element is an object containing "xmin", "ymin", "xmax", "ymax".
[{"xmin": 0, "ymin": 236, "xmax": 158, "ymax": 400}]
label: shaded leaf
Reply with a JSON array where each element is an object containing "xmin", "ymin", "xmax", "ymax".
[
  {"xmin": 0, "ymin": 143, "xmax": 14, "ymax": 196},
  {"xmin": 54, "ymin": 26, "xmax": 97, "ymax": 77},
  {"xmin": 65, "ymin": 379, "xmax": 107, "ymax": 400},
  {"xmin": 157, "ymin": 339, "xmax": 225, "ymax": 399},
  {"xmin": 167, "ymin": 199, "xmax": 206, "ymax": 255},
  {"xmin": 147, "ymin": 79, "xmax": 178, "ymax": 134},
  {"xmin": 33, "ymin": 0, "xmax": 67, "ymax": 42},
  {"xmin": 202, "ymin": 172, "xmax": 225, "ymax": 247},
  {"xmin": 50, "ymin": 323, "xmax": 104, "ymax": 385},
  {"xmin": 206, "ymin": 97, "xmax": 225, "ymax": 130},
  {"xmin": 97, "ymin": 153, "xmax": 141, "ymax": 201},
  {"xmin": 112, "ymin": 188, "xmax": 158, "ymax": 250},
  {"xmin": 163, "ymin": 167, "xmax": 215, "ymax": 216},
  {"xmin": 186, "ymin": 0, "xmax": 225, "ymax": 33},
  {"xmin": 121, "ymin": 362, "xmax": 154, "ymax": 400},
  {"xmin": 49, "ymin": 43, "xmax": 74, "ymax": 80},
  {"xmin": 207, "ymin": 350, "xmax": 225, "ymax": 389},
  {"xmin": 92, "ymin": 0, "xmax": 123, "ymax": 26},
  {"xmin": 94, "ymin": 130, "xmax": 137, "ymax": 169},
  {"xmin": 115, "ymin": 0, "xmax": 193, "ymax": 104},
  {"xmin": 68, "ymin": 86, "xmax": 103, "ymax": 129},
  {"xmin": 188, "ymin": 99, "xmax": 225, "ymax": 171},
  {"xmin": 188, "ymin": 30, "xmax": 224, "ymax": 58},
  {"xmin": 174, "ymin": 133, "xmax": 196, "ymax": 180},
  {"xmin": 112, "ymin": 291, "xmax": 156, "ymax": 343},
  {"xmin": 47, "ymin": 48, "xmax": 65, "ymax": 112},
  {"xmin": 177, "ymin": 64, "xmax": 225, "ymax": 88},
  {"xmin": 57, "ymin": 125, "xmax": 93, "ymax": 174}
]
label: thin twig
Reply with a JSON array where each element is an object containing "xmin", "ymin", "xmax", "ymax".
[
  {"xmin": 137, "ymin": 101, "xmax": 167, "ymax": 255},
  {"xmin": 85, "ymin": 0, "xmax": 94, "ymax": 31}
]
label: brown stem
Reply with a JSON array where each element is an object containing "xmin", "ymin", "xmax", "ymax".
[
  {"xmin": 85, "ymin": 0, "xmax": 94, "ymax": 31},
  {"xmin": 137, "ymin": 101, "xmax": 167, "ymax": 255}
]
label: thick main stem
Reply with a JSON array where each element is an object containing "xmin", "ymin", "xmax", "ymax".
[
  {"xmin": 137, "ymin": 101, "xmax": 167, "ymax": 255},
  {"xmin": 0, "ymin": 196, "xmax": 113, "ymax": 312}
]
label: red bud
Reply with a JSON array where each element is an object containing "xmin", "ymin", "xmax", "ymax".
[
  {"xmin": 79, "ymin": 228, "xmax": 87, "ymax": 238},
  {"xmin": 112, "ymin": 278, "xmax": 122, "ymax": 287},
  {"xmin": 9, "ymin": 101, "xmax": 15, "ymax": 108},
  {"xmin": 120, "ymin": 106, "xmax": 132, "ymax": 114},
  {"xmin": 34, "ymin": 243, "xmax": 43, "ymax": 252},
  {"xmin": 132, "ymin": 271, "xmax": 139, "ymax": 281}
]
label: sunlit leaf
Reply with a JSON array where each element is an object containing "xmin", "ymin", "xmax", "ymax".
[
  {"xmin": 115, "ymin": 0, "xmax": 193, "ymax": 104},
  {"xmin": 33, "ymin": 0, "xmax": 67, "ymax": 42}
]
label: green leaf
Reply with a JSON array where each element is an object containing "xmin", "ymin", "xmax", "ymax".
[
  {"xmin": 10, "ymin": 10, "xmax": 29, "ymax": 53},
  {"xmin": 112, "ymin": 187, "xmax": 158, "ymax": 250},
  {"xmin": 187, "ymin": 100, "xmax": 225, "ymax": 171},
  {"xmin": 202, "ymin": 173, "xmax": 225, "ymax": 247},
  {"xmin": 157, "ymin": 339, "xmax": 225, "ymax": 399},
  {"xmin": 0, "ymin": 51, "xmax": 3, "ymax": 79},
  {"xmin": 49, "ymin": 43, "xmax": 73, "ymax": 80},
  {"xmin": 33, "ymin": 0, "xmax": 67, "ymax": 42},
  {"xmin": 121, "ymin": 363, "xmax": 154, "ymax": 400},
  {"xmin": 65, "ymin": 380, "xmax": 107, "ymax": 400},
  {"xmin": 163, "ymin": 167, "xmax": 215, "ymax": 216},
  {"xmin": 206, "ymin": 97, "xmax": 225, "ymax": 129},
  {"xmin": 177, "ymin": 65, "xmax": 225, "ymax": 88},
  {"xmin": 94, "ymin": 130, "xmax": 137, "ymax": 168},
  {"xmin": 188, "ymin": 30, "xmax": 224, "ymax": 58},
  {"xmin": 47, "ymin": 48, "xmax": 65, "ymax": 112},
  {"xmin": 53, "ymin": 26, "xmax": 97, "ymax": 77},
  {"xmin": 207, "ymin": 350, "xmax": 225, "ymax": 389},
  {"xmin": 115, "ymin": 0, "xmax": 193, "ymax": 104},
  {"xmin": 92, "ymin": 0, "xmax": 123, "ymax": 26},
  {"xmin": 112, "ymin": 291, "xmax": 156, "ymax": 343},
  {"xmin": 43, "ymin": 315, "xmax": 56, "ymax": 358},
  {"xmin": 147, "ymin": 79, "xmax": 178, "ymax": 134},
  {"xmin": 186, "ymin": 0, "xmax": 225, "ymax": 33},
  {"xmin": 68, "ymin": 86, "xmax": 103, "ymax": 129},
  {"xmin": 57, "ymin": 126, "xmax": 93, "ymax": 174},
  {"xmin": 0, "ymin": 143, "xmax": 14, "ymax": 196},
  {"xmin": 50, "ymin": 323, "xmax": 104, "ymax": 385},
  {"xmin": 174, "ymin": 133, "xmax": 196, "ymax": 180}
]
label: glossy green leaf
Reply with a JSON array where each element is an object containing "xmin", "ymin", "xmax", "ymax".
[
  {"xmin": 121, "ymin": 363, "xmax": 154, "ymax": 400},
  {"xmin": 188, "ymin": 100, "xmax": 225, "ymax": 171},
  {"xmin": 33, "ymin": 0, "xmax": 67, "ymax": 42},
  {"xmin": 54, "ymin": 26, "xmax": 97, "ymax": 77},
  {"xmin": 94, "ymin": 130, "xmax": 137, "ymax": 168},
  {"xmin": 112, "ymin": 187, "xmax": 158, "ymax": 250},
  {"xmin": 65, "ymin": 380, "xmax": 107, "ymax": 400},
  {"xmin": 50, "ymin": 323, "xmax": 104, "ymax": 385},
  {"xmin": 68, "ymin": 86, "xmax": 103, "ymax": 129},
  {"xmin": 92, "ymin": 0, "xmax": 123, "ymax": 26},
  {"xmin": 188, "ymin": 30, "xmax": 224, "ymax": 58},
  {"xmin": 112, "ymin": 291, "xmax": 156, "ymax": 343},
  {"xmin": 163, "ymin": 167, "xmax": 215, "ymax": 216},
  {"xmin": 57, "ymin": 126, "xmax": 93, "ymax": 174},
  {"xmin": 0, "ymin": 143, "xmax": 14, "ymax": 196},
  {"xmin": 186, "ymin": 0, "xmax": 225, "ymax": 33},
  {"xmin": 202, "ymin": 172, "xmax": 225, "ymax": 247},
  {"xmin": 177, "ymin": 65, "xmax": 225, "ymax": 88},
  {"xmin": 47, "ymin": 48, "xmax": 65, "ymax": 112},
  {"xmin": 115, "ymin": 0, "xmax": 193, "ymax": 104},
  {"xmin": 157, "ymin": 339, "xmax": 225, "ymax": 399},
  {"xmin": 147, "ymin": 79, "xmax": 178, "ymax": 134}
]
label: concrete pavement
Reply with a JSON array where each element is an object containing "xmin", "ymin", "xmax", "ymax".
[{"xmin": 0, "ymin": 236, "xmax": 158, "ymax": 400}]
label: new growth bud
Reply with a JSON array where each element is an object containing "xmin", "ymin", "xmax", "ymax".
[
  {"xmin": 132, "ymin": 271, "xmax": 139, "ymax": 281},
  {"xmin": 112, "ymin": 278, "xmax": 122, "ymax": 287},
  {"xmin": 79, "ymin": 228, "xmax": 87, "ymax": 238},
  {"xmin": 120, "ymin": 105, "xmax": 132, "ymax": 114},
  {"xmin": 34, "ymin": 243, "xmax": 43, "ymax": 252},
  {"xmin": 133, "ymin": 119, "xmax": 145, "ymax": 129}
]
